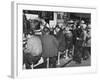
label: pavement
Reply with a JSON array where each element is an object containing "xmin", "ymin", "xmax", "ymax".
[
  {"xmin": 60, "ymin": 56, "xmax": 91, "ymax": 67},
  {"xmin": 24, "ymin": 55, "xmax": 91, "ymax": 69}
]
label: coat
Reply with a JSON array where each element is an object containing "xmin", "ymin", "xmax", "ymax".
[
  {"xmin": 41, "ymin": 34, "xmax": 59, "ymax": 58},
  {"xmin": 86, "ymin": 31, "xmax": 91, "ymax": 47},
  {"xmin": 65, "ymin": 31, "xmax": 73, "ymax": 49},
  {"xmin": 24, "ymin": 35, "xmax": 42, "ymax": 56},
  {"xmin": 56, "ymin": 30, "xmax": 66, "ymax": 52}
]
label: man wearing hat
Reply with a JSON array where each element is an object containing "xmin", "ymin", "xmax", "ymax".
[
  {"xmin": 23, "ymin": 17, "xmax": 43, "ymax": 69},
  {"xmin": 72, "ymin": 21, "xmax": 87, "ymax": 63},
  {"xmin": 41, "ymin": 27, "xmax": 59, "ymax": 68},
  {"xmin": 83, "ymin": 24, "xmax": 91, "ymax": 59}
]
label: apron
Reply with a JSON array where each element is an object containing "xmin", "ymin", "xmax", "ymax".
[{"xmin": 24, "ymin": 35, "xmax": 42, "ymax": 56}]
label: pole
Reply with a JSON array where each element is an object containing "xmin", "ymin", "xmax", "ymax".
[
  {"xmin": 47, "ymin": 57, "xmax": 49, "ymax": 68},
  {"xmin": 57, "ymin": 52, "xmax": 61, "ymax": 65}
]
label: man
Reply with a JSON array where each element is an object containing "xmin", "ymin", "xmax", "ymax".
[
  {"xmin": 64, "ymin": 28, "xmax": 73, "ymax": 58},
  {"xmin": 23, "ymin": 18, "xmax": 42, "ymax": 69},
  {"xmin": 83, "ymin": 24, "xmax": 91, "ymax": 60},
  {"xmin": 73, "ymin": 22, "xmax": 86, "ymax": 64},
  {"xmin": 86, "ymin": 24, "xmax": 91, "ymax": 55},
  {"xmin": 41, "ymin": 27, "xmax": 59, "ymax": 68}
]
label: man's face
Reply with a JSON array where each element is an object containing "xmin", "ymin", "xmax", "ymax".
[
  {"xmin": 34, "ymin": 21, "xmax": 39, "ymax": 27},
  {"xmin": 30, "ymin": 20, "xmax": 39, "ymax": 30},
  {"xmin": 30, "ymin": 22, "xmax": 35, "ymax": 29}
]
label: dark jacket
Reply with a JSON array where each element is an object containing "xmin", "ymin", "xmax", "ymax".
[
  {"xmin": 41, "ymin": 34, "xmax": 59, "ymax": 58},
  {"xmin": 56, "ymin": 30, "xmax": 66, "ymax": 52}
]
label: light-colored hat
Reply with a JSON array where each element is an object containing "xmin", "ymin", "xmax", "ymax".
[
  {"xmin": 81, "ymin": 24, "xmax": 87, "ymax": 29},
  {"xmin": 33, "ymin": 17, "xmax": 41, "ymax": 22},
  {"xmin": 25, "ymin": 14, "xmax": 39, "ymax": 20},
  {"xmin": 87, "ymin": 24, "xmax": 91, "ymax": 29},
  {"xmin": 80, "ymin": 20, "xmax": 85, "ymax": 24},
  {"xmin": 68, "ymin": 20, "xmax": 74, "ymax": 23}
]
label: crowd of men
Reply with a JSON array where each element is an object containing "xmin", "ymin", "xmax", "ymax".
[{"xmin": 23, "ymin": 14, "xmax": 91, "ymax": 69}]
